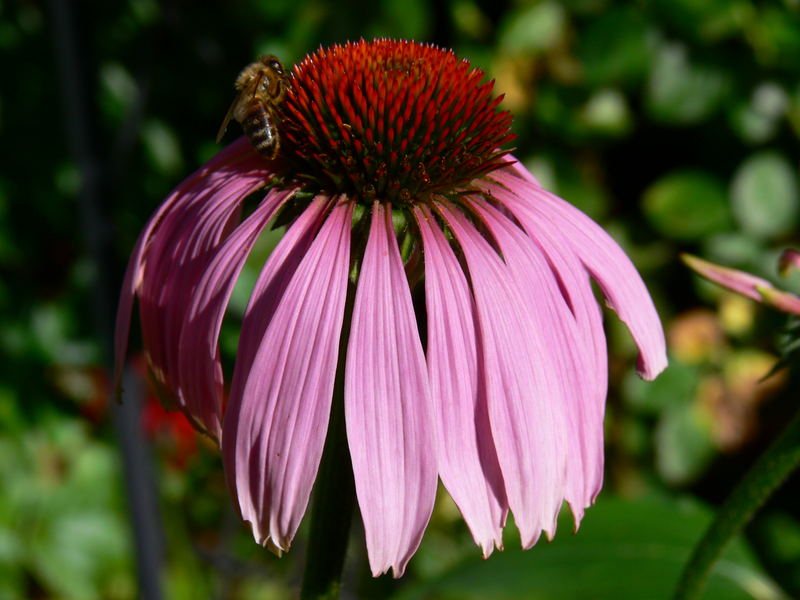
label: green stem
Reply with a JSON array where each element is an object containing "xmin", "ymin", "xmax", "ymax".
[
  {"xmin": 673, "ymin": 407, "xmax": 800, "ymax": 600},
  {"xmin": 300, "ymin": 290, "xmax": 356, "ymax": 600}
]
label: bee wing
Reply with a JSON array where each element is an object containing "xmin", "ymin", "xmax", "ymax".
[{"xmin": 215, "ymin": 97, "xmax": 239, "ymax": 143}]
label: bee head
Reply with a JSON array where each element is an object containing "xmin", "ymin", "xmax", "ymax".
[{"xmin": 259, "ymin": 55, "xmax": 285, "ymax": 75}]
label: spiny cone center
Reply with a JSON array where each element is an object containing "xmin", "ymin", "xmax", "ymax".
[{"xmin": 278, "ymin": 39, "xmax": 515, "ymax": 205}]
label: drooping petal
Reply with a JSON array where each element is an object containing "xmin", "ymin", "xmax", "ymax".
[
  {"xmin": 229, "ymin": 196, "xmax": 331, "ymax": 402},
  {"xmin": 223, "ymin": 195, "xmax": 330, "ymax": 538},
  {"xmin": 177, "ymin": 188, "xmax": 294, "ymax": 440},
  {"xmin": 492, "ymin": 162, "xmax": 667, "ymax": 380},
  {"xmin": 413, "ymin": 205, "xmax": 507, "ymax": 557},
  {"xmin": 481, "ymin": 181, "xmax": 610, "ymax": 509},
  {"xmin": 345, "ymin": 202, "xmax": 437, "ymax": 577},
  {"xmin": 470, "ymin": 197, "xmax": 601, "ymax": 521},
  {"xmin": 139, "ymin": 177, "xmax": 245, "ymax": 396},
  {"xmin": 113, "ymin": 137, "xmax": 266, "ymax": 393},
  {"xmin": 132, "ymin": 139, "xmax": 271, "ymax": 405},
  {"xmin": 114, "ymin": 223, "xmax": 160, "ymax": 394},
  {"xmin": 481, "ymin": 180, "xmax": 607, "ymax": 397},
  {"xmin": 222, "ymin": 201, "xmax": 352, "ymax": 551},
  {"xmin": 437, "ymin": 200, "xmax": 568, "ymax": 547}
]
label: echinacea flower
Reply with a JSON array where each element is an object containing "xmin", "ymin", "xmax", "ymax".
[{"xmin": 115, "ymin": 39, "xmax": 667, "ymax": 577}]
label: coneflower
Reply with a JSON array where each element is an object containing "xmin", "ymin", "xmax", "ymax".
[{"xmin": 115, "ymin": 39, "xmax": 667, "ymax": 581}]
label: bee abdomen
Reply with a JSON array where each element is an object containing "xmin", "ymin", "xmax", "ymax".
[{"xmin": 242, "ymin": 103, "xmax": 278, "ymax": 157}]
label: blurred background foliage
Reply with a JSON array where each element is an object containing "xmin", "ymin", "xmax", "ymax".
[{"xmin": 2, "ymin": 0, "xmax": 800, "ymax": 598}]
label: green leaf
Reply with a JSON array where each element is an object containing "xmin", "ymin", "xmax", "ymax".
[
  {"xmin": 655, "ymin": 403, "xmax": 716, "ymax": 485},
  {"xmin": 578, "ymin": 7, "xmax": 650, "ymax": 86},
  {"xmin": 646, "ymin": 42, "xmax": 730, "ymax": 124},
  {"xmin": 749, "ymin": 511, "xmax": 800, "ymax": 594},
  {"xmin": 99, "ymin": 62, "xmax": 138, "ymax": 124},
  {"xmin": 730, "ymin": 83, "xmax": 789, "ymax": 144},
  {"xmin": 498, "ymin": 2, "xmax": 566, "ymax": 53},
  {"xmin": 142, "ymin": 119, "xmax": 184, "ymax": 176},
  {"xmin": 368, "ymin": 0, "xmax": 432, "ymax": 41},
  {"xmin": 643, "ymin": 171, "xmax": 732, "ymax": 240},
  {"xmin": 576, "ymin": 88, "xmax": 632, "ymax": 137},
  {"xmin": 451, "ymin": 0, "xmax": 491, "ymax": 39},
  {"xmin": 31, "ymin": 513, "xmax": 129, "ymax": 600},
  {"xmin": 731, "ymin": 152, "xmax": 799, "ymax": 239},
  {"xmin": 748, "ymin": 7, "xmax": 800, "ymax": 69},
  {"xmin": 395, "ymin": 496, "xmax": 788, "ymax": 600},
  {"xmin": 652, "ymin": 0, "xmax": 748, "ymax": 41},
  {"xmin": 703, "ymin": 233, "xmax": 764, "ymax": 268},
  {"xmin": 0, "ymin": 419, "xmax": 133, "ymax": 599},
  {"xmin": 623, "ymin": 362, "xmax": 700, "ymax": 415}
]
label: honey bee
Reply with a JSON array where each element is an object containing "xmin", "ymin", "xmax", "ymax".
[{"xmin": 216, "ymin": 55, "xmax": 290, "ymax": 158}]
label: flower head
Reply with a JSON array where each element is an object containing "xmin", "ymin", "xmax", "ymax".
[
  {"xmin": 279, "ymin": 40, "xmax": 514, "ymax": 203},
  {"xmin": 115, "ymin": 39, "xmax": 667, "ymax": 577}
]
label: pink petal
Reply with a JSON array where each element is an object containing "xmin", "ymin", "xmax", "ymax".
[
  {"xmin": 757, "ymin": 286, "xmax": 800, "ymax": 316},
  {"xmin": 470, "ymin": 197, "xmax": 602, "ymax": 521},
  {"xmin": 114, "ymin": 220, "xmax": 163, "ymax": 395},
  {"xmin": 113, "ymin": 137, "xmax": 264, "ymax": 391},
  {"xmin": 681, "ymin": 253, "xmax": 774, "ymax": 302},
  {"xmin": 177, "ymin": 188, "xmax": 293, "ymax": 441},
  {"xmin": 223, "ymin": 195, "xmax": 330, "ymax": 532},
  {"xmin": 139, "ymin": 174, "xmax": 252, "ymax": 396},
  {"xmin": 492, "ymin": 162, "xmax": 667, "ymax": 380},
  {"xmin": 345, "ymin": 202, "xmax": 437, "ymax": 577},
  {"xmin": 413, "ymin": 205, "xmax": 507, "ymax": 557},
  {"xmin": 683, "ymin": 253, "xmax": 800, "ymax": 316},
  {"xmin": 437, "ymin": 201, "xmax": 569, "ymax": 547},
  {"xmin": 483, "ymin": 181, "xmax": 607, "ymax": 395},
  {"xmin": 229, "ymin": 197, "xmax": 331, "ymax": 402},
  {"xmin": 221, "ymin": 201, "xmax": 352, "ymax": 551},
  {"xmin": 481, "ymin": 182, "xmax": 610, "ymax": 510},
  {"xmin": 119, "ymin": 139, "xmax": 270, "ymax": 405}
]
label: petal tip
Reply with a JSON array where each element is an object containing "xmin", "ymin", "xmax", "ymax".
[
  {"xmin": 636, "ymin": 350, "xmax": 668, "ymax": 381},
  {"xmin": 520, "ymin": 529, "xmax": 541, "ymax": 550},
  {"xmin": 264, "ymin": 538, "xmax": 286, "ymax": 557}
]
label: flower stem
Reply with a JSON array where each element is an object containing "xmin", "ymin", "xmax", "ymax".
[
  {"xmin": 300, "ymin": 289, "xmax": 356, "ymax": 600},
  {"xmin": 672, "ymin": 407, "xmax": 800, "ymax": 600}
]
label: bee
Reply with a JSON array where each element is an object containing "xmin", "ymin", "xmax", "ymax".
[{"xmin": 216, "ymin": 55, "xmax": 290, "ymax": 158}]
